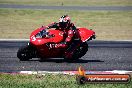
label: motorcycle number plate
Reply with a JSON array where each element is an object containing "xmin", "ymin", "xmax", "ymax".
[{"xmin": 31, "ymin": 35, "xmax": 36, "ymax": 41}]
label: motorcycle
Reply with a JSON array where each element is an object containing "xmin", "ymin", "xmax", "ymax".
[{"xmin": 17, "ymin": 26, "xmax": 95, "ymax": 61}]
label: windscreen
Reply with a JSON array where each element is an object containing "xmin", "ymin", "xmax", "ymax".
[{"xmin": 35, "ymin": 30, "xmax": 49, "ymax": 38}]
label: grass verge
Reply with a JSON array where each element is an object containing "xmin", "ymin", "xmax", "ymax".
[
  {"xmin": 0, "ymin": 73, "xmax": 132, "ymax": 88},
  {"xmin": 0, "ymin": 0, "xmax": 132, "ymax": 6},
  {"xmin": 0, "ymin": 8, "xmax": 132, "ymax": 40}
]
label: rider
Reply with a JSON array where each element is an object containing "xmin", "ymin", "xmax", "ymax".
[
  {"xmin": 46, "ymin": 15, "xmax": 76, "ymax": 48},
  {"xmin": 46, "ymin": 15, "xmax": 81, "ymax": 58}
]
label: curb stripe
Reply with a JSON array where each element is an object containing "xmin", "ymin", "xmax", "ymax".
[
  {"xmin": 1, "ymin": 71, "xmax": 132, "ymax": 75},
  {"xmin": 10, "ymin": 71, "xmax": 132, "ymax": 75}
]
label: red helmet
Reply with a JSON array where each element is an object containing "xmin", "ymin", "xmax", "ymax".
[{"xmin": 59, "ymin": 15, "xmax": 71, "ymax": 29}]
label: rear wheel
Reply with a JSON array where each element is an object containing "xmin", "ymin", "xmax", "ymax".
[
  {"xmin": 17, "ymin": 45, "xmax": 35, "ymax": 61},
  {"xmin": 64, "ymin": 42, "xmax": 88, "ymax": 61},
  {"xmin": 78, "ymin": 42, "xmax": 88, "ymax": 58}
]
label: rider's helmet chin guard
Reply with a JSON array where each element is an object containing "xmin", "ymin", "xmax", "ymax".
[{"xmin": 59, "ymin": 15, "xmax": 71, "ymax": 29}]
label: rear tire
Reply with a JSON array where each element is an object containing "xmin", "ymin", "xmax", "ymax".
[
  {"xmin": 64, "ymin": 42, "xmax": 88, "ymax": 61},
  {"xmin": 78, "ymin": 42, "xmax": 88, "ymax": 58}
]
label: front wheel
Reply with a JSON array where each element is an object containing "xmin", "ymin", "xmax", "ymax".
[{"xmin": 17, "ymin": 45, "xmax": 32, "ymax": 61}]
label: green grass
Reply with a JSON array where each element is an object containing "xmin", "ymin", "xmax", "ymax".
[
  {"xmin": 0, "ymin": 8, "xmax": 132, "ymax": 40},
  {"xmin": 0, "ymin": 74, "xmax": 132, "ymax": 88},
  {"xmin": 0, "ymin": 0, "xmax": 132, "ymax": 6}
]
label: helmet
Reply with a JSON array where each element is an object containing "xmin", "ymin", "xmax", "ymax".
[{"xmin": 59, "ymin": 15, "xmax": 71, "ymax": 29}]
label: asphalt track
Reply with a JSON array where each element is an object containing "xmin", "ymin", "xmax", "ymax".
[
  {"xmin": 0, "ymin": 4, "xmax": 132, "ymax": 11},
  {"xmin": 0, "ymin": 5, "xmax": 132, "ymax": 72},
  {"xmin": 0, "ymin": 40, "xmax": 132, "ymax": 72}
]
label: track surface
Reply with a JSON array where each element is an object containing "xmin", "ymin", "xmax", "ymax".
[
  {"xmin": 0, "ymin": 4, "xmax": 132, "ymax": 11},
  {"xmin": 0, "ymin": 5, "xmax": 132, "ymax": 72},
  {"xmin": 0, "ymin": 40, "xmax": 132, "ymax": 72}
]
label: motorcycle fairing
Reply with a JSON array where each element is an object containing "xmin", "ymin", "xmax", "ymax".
[
  {"xmin": 30, "ymin": 28, "xmax": 64, "ymax": 45},
  {"xmin": 30, "ymin": 27, "xmax": 95, "ymax": 46}
]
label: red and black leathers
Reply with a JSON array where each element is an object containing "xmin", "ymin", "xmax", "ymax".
[
  {"xmin": 47, "ymin": 22, "xmax": 77, "ymax": 48},
  {"xmin": 47, "ymin": 22, "xmax": 82, "ymax": 59}
]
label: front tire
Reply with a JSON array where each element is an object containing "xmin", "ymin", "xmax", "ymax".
[{"xmin": 17, "ymin": 45, "xmax": 32, "ymax": 61}]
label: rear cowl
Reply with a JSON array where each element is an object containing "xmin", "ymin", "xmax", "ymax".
[{"xmin": 77, "ymin": 27, "xmax": 95, "ymax": 42}]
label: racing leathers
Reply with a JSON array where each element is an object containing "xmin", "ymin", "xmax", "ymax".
[
  {"xmin": 46, "ymin": 22, "xmax": 81, "ymax": 58},
  {"xmin": 47, "ymin": 22, "xmax": 77, "ymax": 48}
]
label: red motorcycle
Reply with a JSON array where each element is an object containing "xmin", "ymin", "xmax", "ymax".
[{"xmin": 17, "ymin": 26, "xmax": 95, "ymax": 61}]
